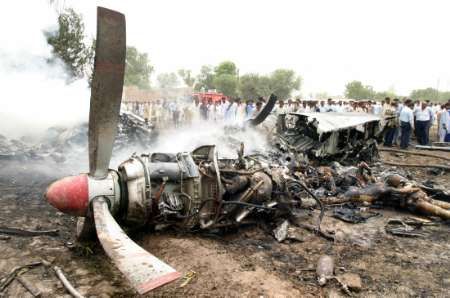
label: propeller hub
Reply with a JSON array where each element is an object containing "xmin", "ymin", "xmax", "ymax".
[{"xmin": 45, "ymin": 174, "xmax": 89, "ymax": 216}]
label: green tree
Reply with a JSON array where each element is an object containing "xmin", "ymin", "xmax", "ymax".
[
  {"xmin": 157, "ymin": 72, "xmax": 179, "ymax": 89},
  {"xmin": 345, "ymin": 81, "xmax": 375, "ymax": 100},
  {"xmin": 409, "ymin": 87, "xmax": 450, "ymax": 102},
  {"xmin": 124, "ymin": 46, "xmax": 154, "ymax": 89},
  {"xmin": 440, "ymin": 91, "xmax": 450, "ymax": 101},
  {"xmin": 268, "ymin": 69, "xmax": 301, "ymax": 99},
  {"xmin": 238, "ymin": 73, "xmax": 272, "ymax": 100},
  {"xmin": 214, "ymin": 74, "xmax": 238, "ymax": 97},
  {"xmin": 239, "ymin": 74, "xmax": 262, "ymax": 100},
  {"xmin": 215, "ymin": 61, "xmax": 237, "ymax": 76},
  {"xmin": 213, "ymin": 61, "xmax": 238, "ymax": 97},
  {"xmin": 177, "ymin": 69, "xmax": 195, "ymax": 87},
  {"xmin": 194, "ymin": 65, "xmax": 215, "ymax": 91},
  {"xmin": 45, "ymin": 8, "xmax": 94, "ymax": 80}
]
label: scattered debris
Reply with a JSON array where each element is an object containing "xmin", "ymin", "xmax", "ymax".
[
  {"xmin": 54, "ymin": 266, "xmax": 85, "ymax": 298},
  {"xmin": 16, "ymin": 275, "xmax": 42, "ymax": 297},
  {"xmin": 0, "ymin": 261, "xmax": 42, "ymax": 293},
  {"xmin": 415, "ymin": 144, "xmax": 450, "ymax": 152},
  {"xmin": 179, "ymin": 270, "xmax": 197, "ymax": 288},
  {"xmin": 0, "ymin": 226, "xmax": 59, "ymax": 237},
  {"xmin": 316, "ymin": 255, "xmax": 334, "ymax": 286},
  {"xmin": 335, "ymin": 272, "xmax": 362, "ymax": 294},
  {"xmin": 385, "ymin": 218, "xmax": 427, "ymax": 237},
  {"xmin": 0, "ymin": 111, "xmax": 155, "ymax": 163},
  {"xmin": 273, "ymin": 220, "xmax": 303, "ymax": 242},
  {"xmin": 332, "ymin": 204, "xmax": 381, "ymax": 224},
  {"xmin": 319, "ymin": 172, "xmax": 450, "ymax": 220}
]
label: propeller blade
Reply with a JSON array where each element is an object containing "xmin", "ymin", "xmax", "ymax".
[
  {"xmin": 92, "ymin": 198, "xmax": 181, "ymax": 294},
  {"xmin": 89, "ymin": 7, "xmax": 126, "ymax": 178},
  {"xmin": 246, "ymin": 94, "xmax": 278, "ymax": 126}
]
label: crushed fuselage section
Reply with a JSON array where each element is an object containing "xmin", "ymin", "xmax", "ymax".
[{"xmin": 273, "ymin": 112, "xmax": 381, "ymax": 163}]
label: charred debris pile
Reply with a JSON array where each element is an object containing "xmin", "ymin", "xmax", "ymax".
[
  {"xmin": 204, "ymin": 112, "xmax": 450, "ymax": 242},
  {"xmin": 0, "ymin": 111, "xmax": 156, "ymax": 163},
  {"xmin": 184, "ymin": 142, "xmax": 450, "ymax": 238}
]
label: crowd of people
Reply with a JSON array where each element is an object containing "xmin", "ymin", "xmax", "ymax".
[{"xmin": 123, "ymin": 96, "xmax": 450, "ymax": 149}]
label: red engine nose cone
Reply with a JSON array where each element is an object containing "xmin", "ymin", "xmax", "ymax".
[{"xmin": 45, "ymin": 174, "xmax": 89, "ymax": 217}]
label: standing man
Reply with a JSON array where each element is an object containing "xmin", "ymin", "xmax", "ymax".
[
  {"xmin": 424, "ymin": 100, "xmax": 435, "ymax": 143},
  {"xmin": 413, "ymin": 100, "xmax": 421, "ymax": 137},
  {"xmin": 172, "ymin": 101, "xmax": 181, "ymax": 128},
  {"xmin": 393, "ymin": 98, "xmax": 403, "ymax": 145},
  {"xmin": 292, "ymin": 99, "xmax": 300, "ymax": 112},
  {"xmin": 372, "ymin": 101, "xmax": 383, "ymax": 116},
  {"xmin": 439, "ymin": 103, "xmax": 450, "ymax": 142},
  {"xmin": 399, "ymin": 100, "xmax": 415, "ymax": 149},
  {"xmin": 286, "ymin": 99, "xmax": 294, "ymax": 113},
  {"xmin": 236, "ymin": 98, "xmax": 246, "ymax": 122},
  {"xmin": 318, "ymin": 101, "xmax": 327, "ymax": 112},
  {"xmin": 245, "ymin": 100, "xmax": 255, "ymax": 120},
  {"xmin": 253, "ymin": 101, "xmax": 263, "ymax": 117},
  {"xmin": 383, "ymin": 97, "xmax": 391, "ymax": 111},
  {"xmin": 325, "ymin": 98, "xmax": 333, "ymax": 112},
  {"xmin": 415, "ymin": 102, "xmax": 433, "ymax": 145},
  {"xmin": 383, "ymin": 102, "xmax": 398, "ymax": 147},
  {"xmin": 199, "ymin": 99, "xmax": 209, "ymax": 121},
  {"xmin": 224, "ymin": 98, "xmax": 238, "ymax": 123},
  {"xmin": 274, "ymin": 100, "xmax": 287, "ymax": 115},
  {"xmin": 297, "ymin": 101, "xmax": 306, "ymax": 113}
]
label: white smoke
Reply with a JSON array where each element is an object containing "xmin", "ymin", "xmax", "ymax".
[
  {"xmin": 151, "ymin": 122, "xmax": 269, "ymax": 158},
  {"xmin": 0, "ymin": 2, "xmax": 89, "ymax": 139}
]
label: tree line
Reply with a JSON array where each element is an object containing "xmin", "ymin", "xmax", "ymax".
[
  {"xmin": 345, "ymin": 81, "xmax": 450, "ymax": 102},
  {"xmin": 44, "ymin": 7, "xmax": 450, "ymax": 102},
  {"xmin": 44, "ymin": 7, "xmax": 301, "ymax": 100}
]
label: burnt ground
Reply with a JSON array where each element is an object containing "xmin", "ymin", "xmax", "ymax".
[{"xmin": 0, "ymin": 149, "xmax": 449, "ymax": 297}]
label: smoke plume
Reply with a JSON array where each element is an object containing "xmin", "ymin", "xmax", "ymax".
[{"xmin": 0, "ymin": 2, "xmax": 89, "ymax": 140}]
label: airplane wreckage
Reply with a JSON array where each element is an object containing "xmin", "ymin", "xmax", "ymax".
[
  {"xmin": 43, "ymin": 7, "xmax": 450, "ymax": 295},
  {"xmin": 273, "ymin": 112, "xmax": 381, "ymax": 163}
]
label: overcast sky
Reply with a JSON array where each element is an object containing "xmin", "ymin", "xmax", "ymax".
[{"xmin": 3, "ymin": 0, "xmax": 450, "ymax": 97}]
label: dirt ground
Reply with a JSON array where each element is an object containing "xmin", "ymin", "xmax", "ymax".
[{"xmin": 0, "ymin": 148, "xmax": 449, "ymax": 297}]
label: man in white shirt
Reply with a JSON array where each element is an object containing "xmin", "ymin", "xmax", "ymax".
[
  {"xmin": 224, "ymin": 98, "xmax": 237, "ymax": 123},
  {"xmin": 372, "ymin": 101, "xmax": 383, "ymax": 116},
  {"xmin": 445, "ymin": 103, "xmax": 450, "ymax": 142},
  {"xmin": 285, "ymin": 99, "xmax": 295, "ymax": 113},
  {"xmin": 273, "ymin": 100, "xmax": 288, "ymax": 115},
  {"xmin": 325, "ymin": 98, "xmax": 334, "ymax": 112},
  {"xmin": 399, "ymin": 100, "xmax": 415, "ymax": 149},
  {"xmin": 318, "ymin": 101, "xmax": 327, "ymax": 112},
  {"xmin": 439, "ymin": 103, "xmax": 449, "ymax": 142},
  {"xmin": 344, "ymin": 101, "xmax": 353, "ymax": 112},
  {"xmin": 339, "ymin": 101, "xmax": 347, "ymax": 112},
  {"xmin": 292, "ymin": 100, "xmax": 300, "ymax": 113},
  {"xmin": 412, "ymin": 100, "xmax": 421, "ymax": 137},
  {"xmin": 415, "ymin": 102, "xmax": 434, "ymax": 145},
  {"xmin": 298, "ymin": 101, "xmax": 310, "ymax": 113}
]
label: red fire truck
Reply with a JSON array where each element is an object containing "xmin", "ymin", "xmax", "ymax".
[{"xmin": 192, "ymin": 91, "xmax": 228, "ymax": 103}]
